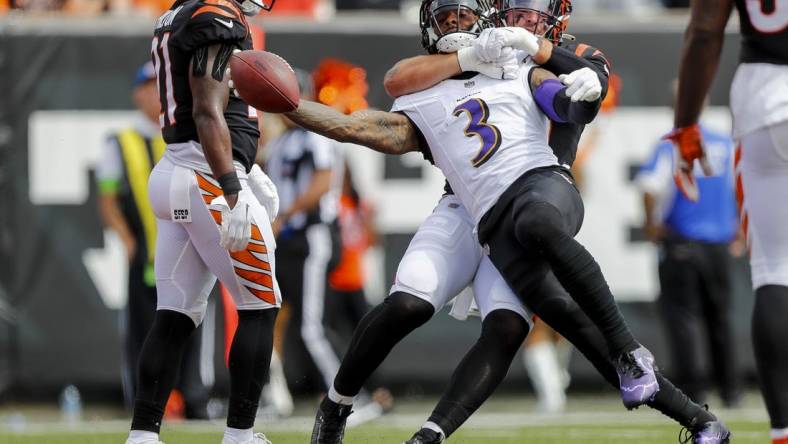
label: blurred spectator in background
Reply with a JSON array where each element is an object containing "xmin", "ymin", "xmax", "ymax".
[
  {"xmin": 326, "ymin": 163, "xmax": 376, "ymax": 350},
  {"xmin": 634, "ymin": 81, "xmax": 741, "ymax": 407},
  {"xmin": 265, "ymin": 68, "xmax": 345, "ymax": 395},
  {"xmin": 96, "ymin": 62, "xmax": 212, "ymax": 420}
]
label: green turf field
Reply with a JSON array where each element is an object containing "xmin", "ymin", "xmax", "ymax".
[
  {"xmin": 0, "ymin": 393, "xmax": 771, "ymax": 443},
  {"xmin": 0, "ymin": 421, "xmax": 772, "ymax": 444}
]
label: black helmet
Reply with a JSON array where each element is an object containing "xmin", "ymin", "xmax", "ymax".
[{"xmin": 419, "ymin": 0, "xmax": 497, "ymax": 54}]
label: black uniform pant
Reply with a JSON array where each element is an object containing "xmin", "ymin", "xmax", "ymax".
[
  {"xmin": 123, "ymin": 260, "xmax": 211, "ymax": 419},
  {"xmin": 658, "ymin": 238, "xmax": 739, "ymax": 404},
  {"xmin": 479, "ymin": 166, "xmax": 635, "ymax": 358},
  {"xmin": 278, "ymin": 223, "xmax": 341, "ymax": 394}
]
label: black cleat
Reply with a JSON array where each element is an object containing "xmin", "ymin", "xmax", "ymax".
[
  {"xmin": 679, "ymin": 419, "xmax": 732, "ymax": 444},
  {"xmin": 311, "ymin": 397, "xmax": 353, "ymax": 444},
  {"xmin": 403, "ymin": 428, "xmax": 445, "ymax": 444}
]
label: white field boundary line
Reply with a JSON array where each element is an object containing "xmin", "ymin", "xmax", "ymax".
[{"xmin": 0, "ymin": 408, "xmax": 769, "ymax": 435}]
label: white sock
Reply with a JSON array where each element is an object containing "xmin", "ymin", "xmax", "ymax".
[
  {"xmin": 523, "ymin": 341, "xmax": 566, "ymax": 413},
  {"xmin": 128, "ymin": 430, "xmax": 159, "ymax": 443},
  {"xmin": 771, "ymin": 427, "xmax": 788, "ymax": 440},
  {"xmin": 223, "ymin": 427, "xmax": 253, "ymax": 443},
  {"xmin": 328, "ymin": 385, "xmax": 355, "ymax": 406},
  {"xmin": 422, "ymin": 421, "xmax": 445, "ymax": 437}
]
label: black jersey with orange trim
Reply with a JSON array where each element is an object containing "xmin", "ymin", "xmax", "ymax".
[
  {"xmin": 152, "ymin": 0, "xmax": 260, "ymax": 171},
  {"xmin": 734, "ymin": 0, "xmax": 788, "ymax": 65},
  {"xmin": 548, "ymin": 39, "xmax": 610, "ymax": 168}
]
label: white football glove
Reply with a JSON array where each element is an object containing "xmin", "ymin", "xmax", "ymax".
[
  {"xmin": 210, "ymin": 193, "xmax": 253, "ymax": 252},
  {"xmin": 248, "ymin": 164, "xmax": 279, "ymax": 222},
  {"xmin": 559, "ymin": 67, "xmax": 602, "ymax": 103},
  {"xmin": 457, "ymin": 46, "xmax": 519, "ymax": 80},
  {"xmin": 473, "ymin": 27, "xmax": 540, "ymax": 63}
]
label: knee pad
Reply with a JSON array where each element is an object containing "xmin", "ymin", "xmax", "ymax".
[
  {"xmin": 384, "ymin": 291, "xmax": 435, "ymax": 329},
  {"xmin": 481, "ymin": 309, "xmax": 530, "ymax": 351}
]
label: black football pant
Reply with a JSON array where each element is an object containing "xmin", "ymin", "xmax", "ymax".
[
  {"xmin": 479, "ymin": 166, "xmax": 636, "ymax": 358},
  {"xmin": 657, "ymin": 238, "xmax": 739, "ymax": 405},
  {"xmin": 753, "ymin": 284, "xmax": 788, "ymax": 429},
  {"xmin": 123, "ymin": 260, "xmax": 211, "ymax": 419}
]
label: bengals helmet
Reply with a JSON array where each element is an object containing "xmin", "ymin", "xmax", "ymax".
[{"xmin": 494, "ymin": 0, "xmax": 572, "ymax": 44}]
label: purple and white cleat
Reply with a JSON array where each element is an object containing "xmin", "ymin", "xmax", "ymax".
[
  {"xmin": 681, "ymin": 420, "xmax": 732, "ymax": 444},
  {"xmin": 615, "ymin": 345, "xmax": 659, "ymax": 410}
]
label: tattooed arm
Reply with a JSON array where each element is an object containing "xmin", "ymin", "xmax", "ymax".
[{"xmin": 284, "ymin": 100, "xmax": 420, "ymax": 155}]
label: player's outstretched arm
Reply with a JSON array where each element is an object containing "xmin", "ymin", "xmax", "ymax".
[
  {"xmin": 190, "ymin": 44, "xmax": 238, "ymax": 198},
  {"xmin": 384, "ymin": 54, "xmax": 461, "ymax": 98},
  {"xmin": 285, "ymin": 100, "xmax": 420, "ymax": 156},
  {"xmin": 674, "ymin": 0, "xmax": 733, "ymax": 127}
]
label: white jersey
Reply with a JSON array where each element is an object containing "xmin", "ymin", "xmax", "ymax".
[
  {"xmin": 391, "ymin": 63, "xmax": 558, "ymax": 226},
  {"xmin": 730, "ymin": 63, "xmax": 788, "ymax": 138}
]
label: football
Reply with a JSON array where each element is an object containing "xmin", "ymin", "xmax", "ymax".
[{"xmin": 230, "ymin": 50, "xmax": 300, "ymax": 113}]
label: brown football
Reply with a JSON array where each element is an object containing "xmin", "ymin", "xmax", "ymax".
[{"xmin": 230, "ymin": 50, "xmax": 300, "ymax": 113}]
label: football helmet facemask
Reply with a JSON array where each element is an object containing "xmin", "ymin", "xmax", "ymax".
[
  {"xmin": 420, "ymin": 0, "xmax": 496, "ymax": 54},
  {"xmin": 239, "ymin": 0, "xmax": 274, "ymax": 16},
  {"xmin": 495, "ymin": 0, "xmax": 571, "ymax": 44}
]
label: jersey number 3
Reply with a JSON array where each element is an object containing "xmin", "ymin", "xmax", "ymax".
[{"xmin": 453, "ymin": 98, "xmax": 502, "ymax": 168}]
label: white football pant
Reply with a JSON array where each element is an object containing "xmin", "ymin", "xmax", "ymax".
[
  {"xmin": 736, "ymin": 120, "xmax": 788, "ymax": 289},
  {"xmin": 390, "ymin": 194, "xmax": 532, "ymax": 323},
  {"xmin": 148, "ymin": 155, "xmax": 281, "ymax": 326}
]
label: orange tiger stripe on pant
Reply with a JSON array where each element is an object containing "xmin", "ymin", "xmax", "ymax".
[{"xmin": 195, "ymin": 171, "xmax": 276, "ymax": 304}]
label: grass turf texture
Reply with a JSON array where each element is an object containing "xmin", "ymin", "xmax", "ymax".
[
  {"xmin": 0, "ymin": 419, "xmax": 770, "ymax": 443},
  {"xmin": 0, "ymin": 393, "xmax": 771, "ymax": 443}
]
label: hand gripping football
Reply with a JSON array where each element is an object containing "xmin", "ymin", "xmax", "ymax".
[{"xmin": 230, "ymin": 50, "xmax": 300, "ymax": 113}]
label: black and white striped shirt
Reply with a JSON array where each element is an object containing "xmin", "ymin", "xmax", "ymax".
[{"xmin": 265, "ymin": 127, "xmax": 343, "ymax": 230}]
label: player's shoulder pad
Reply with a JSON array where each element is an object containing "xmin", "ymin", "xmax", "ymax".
[{"xmin": 170, "ymin": 0, "xmax": 248, "ymax": 51}]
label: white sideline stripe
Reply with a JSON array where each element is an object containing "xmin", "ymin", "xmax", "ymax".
[{"xmin": 1, "ymin": 407, "xmax": 769, "ymax": 435}]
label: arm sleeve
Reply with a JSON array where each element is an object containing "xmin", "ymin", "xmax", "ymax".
[
  {"xmin": 394, "ymin": 112, "xmax": 432, "ymax": 164},
  {"xmin": 95, "ymin": 136, "xmax": 123, "ymax": 194},
  {"xmin": 531, "ymin": 77, "xmax": 600, "ymax": 124}
]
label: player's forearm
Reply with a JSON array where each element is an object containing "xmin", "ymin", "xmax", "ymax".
[
  {"xmin": 194, "ymin": 111, "xmax": 237, "ymax": 180},
  {"xmin": 285, "ymin": 100, "xmax": 413, "ymax": 155},
  {"xmin": 532, "ymin": 71, "xmax": 599, "ymax": 124},
  {"xmin": 384, "ymin": 54, "xmax": 460, "ymax": 98},
  {"xmin": 673, "ymin": 28, "xmax": 725, "ymax": 127},
  {"xmin": 542, "ymin": 46, "xmax": 608, "ymax": 102},
  {"xmin": 674, "ymin": 0, "xmax": 732, "ymax": 127}
]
